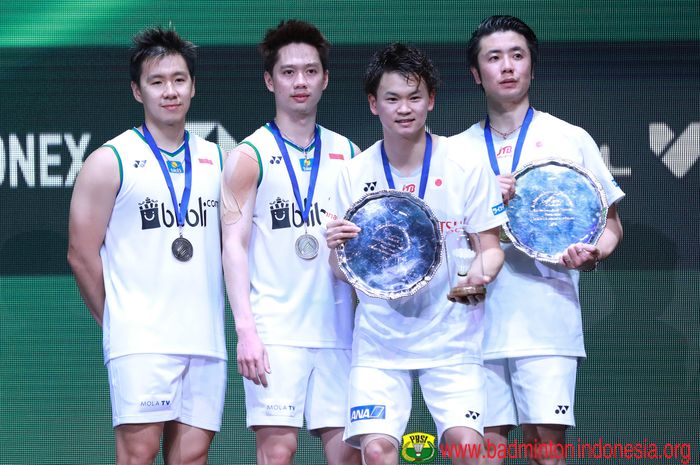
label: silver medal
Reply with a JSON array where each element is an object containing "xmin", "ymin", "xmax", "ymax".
[
  {"xmin": 172, "ymin": 236, "xmax": 194, "ymax": 262},
  {"xmin": 295, "ymin": 233, "xmax": 319, "ymax": 260}
]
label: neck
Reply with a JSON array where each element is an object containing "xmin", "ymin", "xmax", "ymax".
[
  {"xmin": 142, "ymin": 119, "xmax": 186, "ymax": 152},
  {"xmin": 485, "ymin": 98, "xmax": 531, "ymax": 135},
  {"xmin": 383, "ymin": 130, "xmax": 428, "ymax": 176},
  {"xmin": 274, "ymin": 112, "xmax": 317, "ymax": 148}
]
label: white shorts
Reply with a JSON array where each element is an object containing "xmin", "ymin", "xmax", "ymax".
[
  {"xmin": 107, "ymin": 354, "xmax": 227, "ymax": 431},
  {"xmin": 344, "ymin": 364, "xmax": 485, "ymax": 448},
  {"xmin": 483, "ymin": 356, "xmax": 577, "ymax": 428},
  {"xmin": 243, "ymin": 345, "xmax": 351, "ymax": 433}
]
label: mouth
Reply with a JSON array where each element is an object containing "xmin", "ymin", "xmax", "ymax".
[
  {"xmin": 396, "ymin": 118, "xmax": 415, "ymax": 125},
  {"xmin": 162, "ymin": 104, "xmax": 181, "ymax": 111},
  {"xmin": 292, "ymin": 94, "xmax": 310, "ymax": 102}
]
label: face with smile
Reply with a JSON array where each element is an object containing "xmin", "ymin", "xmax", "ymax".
[
  {"xmin": 265, "ymin": 42, "xmax": 328, "ymax": 118},
  {"xmin": 471, "ymin": 30, "xmax": 533, "ymax": 105},
  {"xmin": 368, "ymin": 71, "xmax": 435, "ymax": 140},
  {"xmin": 131, "ymin": 53, "xmax": 195, "ymax": 129}
]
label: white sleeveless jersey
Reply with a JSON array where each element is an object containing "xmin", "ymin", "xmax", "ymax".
[
  {"xmin": 335, "ymin": 135, "xmax": 507, "ymax": 369},
  {"xmin": 450, "ymin": 111, "xmax": 625, "ymax": 359},
  {"xmin": 100, "ymin": 128, "xmax": 226, "ymax": 363},
  {"xmin": 244, "ymin": 124, "xmax": 357, "ymax": 348}
]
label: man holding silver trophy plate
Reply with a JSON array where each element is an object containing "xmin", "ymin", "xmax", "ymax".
[
  {"xmin": 326, "ymin": 43, "xmax": 506, "ymax": 465},
  {"xmin": 450, "ymin": 15, "xmax": 625, "ymax": 465}
]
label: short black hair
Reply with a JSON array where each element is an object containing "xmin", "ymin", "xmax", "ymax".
[
  {"xmin": 467, "ymin": 15, "xmax": 538, "ymax": 72},
  {"xmin": 363, "ymin": 42, "xmax": 440, "ymax": 97},
  {"xmin": 258, "ymin": 20, "xmax": 330, "ymax": 74},
  {"xmin": 129, "ymin": 27, "xmax": 197, "ymax": 84}
]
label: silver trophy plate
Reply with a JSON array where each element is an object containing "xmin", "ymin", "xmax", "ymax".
[
  {"xmin": 503, "ymin": 158, "xmax": 608, "ymax": 263},
  {"xmin": 337, "ymin": 190, "xmax": 443, "ymax": 299}
]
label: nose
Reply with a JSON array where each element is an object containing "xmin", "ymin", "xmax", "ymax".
[
  {"xmin": 163, "ymin": 80, "xmax": 177, "ymax": 97},
  {"xmin": 293, "ymin": 71, "xmax": 308, "ymax": 87},
  {"xmin": 398, "ymin": 99, "xmax": 410, "ymax": 114},
  {"xmin": 501, "ymin": 56, "xmax": 514, "ymax": 72}
]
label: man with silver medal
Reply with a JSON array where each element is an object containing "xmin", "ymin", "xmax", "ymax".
[
  {"xmin": 450, "ymin": 16, "xmax": 625, "ymax": 465},
  {"xmin": 220, "ymin": 20, "xmax": 361, "ymax": 465},
  {"xmin": 68, "ymin": 27, "xmax": 227, "ymax": 465}
]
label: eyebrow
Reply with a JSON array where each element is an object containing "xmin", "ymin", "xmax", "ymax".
[{"xmin": 484, "ymin": 45, "xmax": 526, "ymax": 55}]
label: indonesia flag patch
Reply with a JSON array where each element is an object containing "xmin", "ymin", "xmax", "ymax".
[
  {"xmin": 329, "ymin": 153, "xmax": 344, "ymax": 160},
  {"xmin": 198, "ymin": 158, "xmax": 213, "ymax": 165}
]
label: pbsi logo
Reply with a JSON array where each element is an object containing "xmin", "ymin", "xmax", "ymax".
[
  {"xmin": 138, "ymin": 197, "xmax": 218, "ymax": 230},
  {"xmin": 269, "ymin": 197, "xmax": 326, "ymax": 230},
  {"xmin": 349, "ymin": 404, "xmax": 385, "ymax": 422},
  {"xmin": 401, "ymin": 432, "xmax": 437, "ymax": 463}
]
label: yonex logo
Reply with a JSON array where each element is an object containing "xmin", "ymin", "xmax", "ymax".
[
  {"xmin": 491, "ymin": 202, "xmax": 506, "ymax": 215},
  {"xmin": 364, "ymin": 181, "xmax": 377, "ymax": 192},
  {"xmin": 270, "ymin": 155, "xmax": 282, "ymax": 164},
  {"xmin": 350, "ymin": 404, "xmax": 386, "ymax": 422},
  {"xmin": 555, "ymin": 405, "xmax": 569, "ymax": 414},
  {"xmin": 465, "ymin": 410, "xmax": 480, "ymax": 420}
]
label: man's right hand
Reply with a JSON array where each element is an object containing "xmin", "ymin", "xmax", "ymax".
[
  {"xmin": 325, "ymin": 219, "xmax": 360, "ymax": 250},
  {"xmin": 236, "ymin": 329, "xmax": 271, "ymax": 387}
]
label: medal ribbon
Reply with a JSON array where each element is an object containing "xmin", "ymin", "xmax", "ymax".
[
  {"xmin": 484, "ymin": 106, "xmax": 534, "ymax": 175},
  {"xmin": 268, "ymin": 121, "xmax": 322, "ymax": 227},
  {"xmin": 142, "ymin": 123, "xmax": 192, "ymax": 230},
  {"xmin": 380, "ymin": 132, "xmax": 432, "ymax": 199}
]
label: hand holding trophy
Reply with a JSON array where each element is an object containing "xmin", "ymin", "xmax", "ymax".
[{"xmin": 445, "ymin": 226, "xmax": 486, "ymax": 305}]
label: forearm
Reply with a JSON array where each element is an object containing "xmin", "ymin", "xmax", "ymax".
[{"xmin": 67, "ymin": 249, "xmax": 105, "ymax": 326}]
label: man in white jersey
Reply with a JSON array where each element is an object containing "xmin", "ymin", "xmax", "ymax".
[
  {"xmin": 67, "ymin": 27, "xmax": 226, "ymax": 465},
  {"xmin": 220, "ymin": 20, "xmax": 361, "ymax": 465},
  {"xmin": 326, "ymin": 43, "xmax": 506, "ymax": 465},
  {"xmin": 450, "ymin": 16, "xmax": 625, "ymax": 465}
]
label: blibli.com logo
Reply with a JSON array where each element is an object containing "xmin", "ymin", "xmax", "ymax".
[
  {"xmin": 350, "ymin": 404, "xmax": 386, "ymax": 422},
  {"xmin": 138, "ymin": 196, "xmax": 218, "ymax": 230},
  {"xmin": 491, "ymin": 202, "xmax": 506, "ymax": 215},
  {"xmin": 269, "ymin": 196, "xmax": 326, "ymax": 229}
]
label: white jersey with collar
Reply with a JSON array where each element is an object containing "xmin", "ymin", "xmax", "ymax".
[
  {"xmin": 100, "ymin": 128, "xmax": 226, "ymax": 363},
  {"xmin": 450, "ymin": 110, "xmax": 625, "ymax": 359},
  {"xmin": 243, "ymin": 123, "xmax": 357, "ymax": 349},
  {"xmin": 335, "ymin": 135, "xmax": 507, "ymax": 369}
]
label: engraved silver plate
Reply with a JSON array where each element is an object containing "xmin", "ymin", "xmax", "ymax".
[
  {"xmin": 336, "ymin": 190, "xmax": 443, "ymax": 299},
  {"xmin": 503, "ymin": 158, "xmax": 608, "ymax": 263}
]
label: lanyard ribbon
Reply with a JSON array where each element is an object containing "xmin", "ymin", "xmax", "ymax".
[
  {"xmin": 484, "ymin": 107, "xmax": 534, "ymax": 175},
  {"xmin": 268, "ymin": 121, "xmax": 322, "ymax": 226},
  {"xmin": 143, "ymin": 123, "xmax": 192, "ymax": 229},
  {"xmin": 380, "ymin": 132, "xmax": 432, "ymax": 199}
]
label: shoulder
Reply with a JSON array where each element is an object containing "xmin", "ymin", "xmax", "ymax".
[{"xmin": 535, "ymin": 111, "xmax": 591, "ymax": 139}]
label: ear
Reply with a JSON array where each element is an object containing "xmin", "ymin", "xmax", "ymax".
[
  {"xmin": 131, "ymin": 81, "xmax": 143, "ymax": 104},
  {"xmin": 368, "ymin": 94, "xmax": 378, "ymax": 116},
  {"xmin": 191, "ymin": 76, "xmax": 196, "ymax": 98},
  {"xmin": 470, "ymin": 66, "xmax": 482, "ymax": 85},
  {"xmin": 322, "ymin": 70, "xmax": 329, "ymax": 91},
  {"xmin": 264, "ymin": 71, "xmax": 274, "ymax": 92},
  {"xmin": 427, "ymin": 91, "xmax": 436, "ymax": 112}
]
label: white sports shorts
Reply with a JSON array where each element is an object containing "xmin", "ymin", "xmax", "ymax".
[
  {"xmin": 483, "ymin": 355, "xmax": 577, "ymax": 428},
  {"xmin": 344, "ymin": 363, "xmax": 485, "ymax": 448},
  {"xmin": 243, "ymin": 345, "xmax": 351, "ymax": 434},
  {"xmin": 107, "ymin": 353, "xmax": 227, "ymax": 431}
]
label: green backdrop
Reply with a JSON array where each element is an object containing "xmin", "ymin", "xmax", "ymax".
[{"xmin": 1, "ymin": 1, "xmax": 698, "ymax": 464}]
